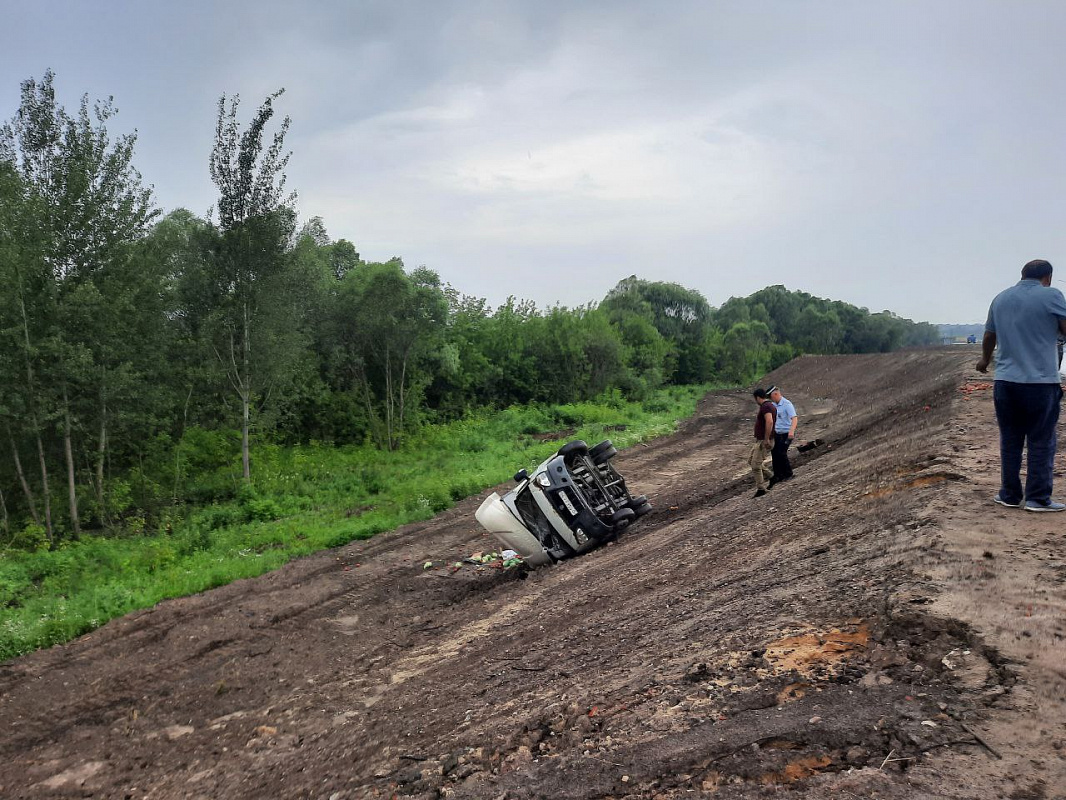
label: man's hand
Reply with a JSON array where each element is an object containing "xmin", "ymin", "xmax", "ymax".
[
  {"xmin": 763, "ymin": 439, "xmax": 773, "ymax": 450},
  {"xmin": 977, "ymin": 331, "xmax": 995, "ymax": 374}
]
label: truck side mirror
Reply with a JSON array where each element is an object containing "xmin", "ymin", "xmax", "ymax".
[{"xmin": 513, "ymin": 469, "xmax": 529, "ymax": 483}]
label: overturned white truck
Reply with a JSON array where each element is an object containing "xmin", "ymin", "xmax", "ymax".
[{"xmin": 475, "ymin": 440, "xmax": 652, "ymax": 565}]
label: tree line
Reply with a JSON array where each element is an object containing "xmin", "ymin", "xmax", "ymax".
[{"xmin": 0, "ymin": 73, "xmax": 939, "ymax": 548}]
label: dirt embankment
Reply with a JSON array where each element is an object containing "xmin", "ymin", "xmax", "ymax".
[{"xmin": 1, "ymin": 347, "xmax": 1064, "ymax": 799}]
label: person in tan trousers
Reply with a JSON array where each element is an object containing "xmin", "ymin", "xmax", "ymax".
[{"xmin": 749, "ymin": 388, "xmax": 776, "ymax": 498}]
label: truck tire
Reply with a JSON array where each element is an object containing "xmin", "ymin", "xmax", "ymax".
[
  {"xmin": 558, "ymin": 440, "xmax": 588, "ymax": 459},
  {"xmin": 590, "ymin": 440, "xmax": 617, "ymax": 464}
]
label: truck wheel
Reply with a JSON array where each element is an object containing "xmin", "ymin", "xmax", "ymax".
[
  {"xmin": 632, "ymin": 501, "xmax": 652, "ymax": 518},
  {"xmin": 558, "ymin": 440, "xmax": 588, "ymax": 458},
  {"xmin": 625, "ymin": 495, "xmax": 647, "ymax": 509},
  {"xmin": 590, "ymin": 441, "xmax": 618, "ymax": 464},
  {"xmin": 610, "ymin": 508, "xmax": 635, "ymax": 527},
  {"xmin": 589, "ymin": 439, "xmax": 614, "ymax": 457}
]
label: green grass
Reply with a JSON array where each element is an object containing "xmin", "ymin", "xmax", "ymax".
[{"xmin": 0, "ymin": 384, "xmax": 713, "ymax": 660}]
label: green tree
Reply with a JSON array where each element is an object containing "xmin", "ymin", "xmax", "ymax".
[
  {"xmin": 602, "ymin": 276, "xmax": 713, "ymax": 383},
  {"xmin": 329, "ymin": 260, "xmax": 448, "ymax": 449},
  {"xmin": 0, "ymin": 71, "xmax": 157, "ymax": 539},
  {"xmin": 426, "ymin": 292, "xmax": 495, "ymax": 416},
  {"xmin": 206, "ymin": 89, "xmax": 304, "ymax": 481},
  {"xmin": 794, "ymin": 305, "xmax": 843, "ymax": 353},
  {"xmin": 709, "ymin": 296, "xmax": 752, "ymax": 332},
  {"xmin": 611, "ymin": 311, "xmax": 674, "ymax": 398},
  {"xmin": 480, "ymin": 298, "xmax": 542, "ymax": 406},
  {"xmin": 0, "ymin": 162, "xmax": 49, "ymax": 537},
  {"xmin": 719, "ymin": 321, "xmax": 772, "ymax": 383}
]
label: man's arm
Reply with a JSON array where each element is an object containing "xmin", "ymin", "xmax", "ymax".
[
  {"xmin": 763, "ymin": 412, "xmax": 774, "ymax": 448},
  {"xmin": 976, "ymin": 331, "xmax": 996, "ymax": 373},
  {"xmin": 788, "ymin": 412, "xmax": 798, "ymax": 439}
]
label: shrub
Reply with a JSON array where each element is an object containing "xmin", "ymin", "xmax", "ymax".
[
  {"xmin": 457, "ymin": 432, "xmax": 488, "ymax": 452},
  {"xmin": 421, "ymin": 485, "xmax": 451, "ymax": 513},
  {"xmin": 243, "ymin": 496, "xmax": 283, "ymax": 522},
  {"xmin": 195, "ymin": 505, "xmax": 242, "ymax": 531},
  {"xmin": 449, "ymin": 479, "xmax": 478, "ymax": 501},
  {"xmin": 9, "ymin": 523, "xmax": 49, "ymax": 553},
  {"xmin": 643, "ymin": 396, "xmax": 672, "ymax": 413},
  {"xmin": 106, "ymin": 478, "xmax": 135, "ymax": 519},
  {"xmin": 176, "ymin": 526, "xmax": 214, "ymax": 556},
  {"xmin": 359, "ymin": 467, "xmax": 385, "ymax": 495}
]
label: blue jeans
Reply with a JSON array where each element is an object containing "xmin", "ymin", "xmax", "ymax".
[{"xmin": 993, "ymin": 381, "xmax": 1062, "ymax": 504}]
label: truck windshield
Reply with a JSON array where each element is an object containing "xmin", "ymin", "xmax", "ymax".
[{"xmin": 512, "ymin": 485, "xmax": 555, "ymax": 545}]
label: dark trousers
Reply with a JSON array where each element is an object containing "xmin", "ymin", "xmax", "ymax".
[
  {"xmin": 771, "ymin": 432, "xmax": 793, "ymax": 480},
  {"xmin": 993, "ymin": 380, "xmax": 1062, "ymax": 504}
]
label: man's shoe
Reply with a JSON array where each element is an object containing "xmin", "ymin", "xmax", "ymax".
[
  {"xmin": 767, "ymin": 477, "xmax": 777, "ymax": 489},
  {"xmin": 1024, "ymin": 499, "xmax": 1066, "ymax": 512},
  {"xmin": 754, "ymin": 489, "xmax": 768, "ymax": 498},
  {"xmin": 993, "ymin": 493, "xmax": 1022, "ymax": 508}
]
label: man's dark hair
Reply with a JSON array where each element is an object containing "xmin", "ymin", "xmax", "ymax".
[
  {"xmin": 1022, "ymin": 259, "xmax": 1053, "ymax": 280},
  {"xmin": 753, "ymin": 388, "xmax": 768, "ymax": 399}
]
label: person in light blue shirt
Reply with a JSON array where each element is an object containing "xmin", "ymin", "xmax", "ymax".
[
  {"xmin": 767, "ymin": 386, "xmax": 797, "ymax": 484},
  {"xmin": 977, "ymin": 259, "xmax": 1066, "ymax": 511}
]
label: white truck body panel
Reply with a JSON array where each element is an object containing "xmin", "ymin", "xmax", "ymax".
[{"xmin": 474, "ymin": 493, "xmax": 552, "ymax": 566}]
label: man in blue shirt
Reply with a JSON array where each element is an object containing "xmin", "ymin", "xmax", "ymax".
[
  {"xmin": 977, "ymin": 259, "xmax": 1066, "ymax": 511},
  {"xmin": 767, "ymin": 386, "xmax": 797, "ymax": 485}
]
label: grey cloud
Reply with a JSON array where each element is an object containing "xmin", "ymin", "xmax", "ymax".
[{"xmin": 3, "ymin": 0, "xmax": 1066, "ymax": 321}]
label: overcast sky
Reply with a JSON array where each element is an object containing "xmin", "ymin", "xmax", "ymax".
[{"xmin": 4, "ymin": 1, "xmax": 1066, "ymax": 324}]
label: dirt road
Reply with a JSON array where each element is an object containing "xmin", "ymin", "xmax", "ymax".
[{"xmin": 2, "ymin": 348, "xmax": 1064, "ymax": 799}]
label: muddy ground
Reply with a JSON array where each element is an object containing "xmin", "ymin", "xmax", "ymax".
[{"xmin": 1, "ymin": 348, "xmax": 1064, "ymax": 799}]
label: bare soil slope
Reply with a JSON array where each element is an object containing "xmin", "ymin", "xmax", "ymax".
[{"xmin": 2, "ymin": 348, "xmax": 1064, "ymax": 799}]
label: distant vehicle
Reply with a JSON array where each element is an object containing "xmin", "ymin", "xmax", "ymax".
[{"xmin": 475, "ymin": 440, "xmax": 652, "ymax": 565}]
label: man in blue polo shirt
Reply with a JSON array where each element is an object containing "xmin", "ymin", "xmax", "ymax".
[
  {"xmin": 767, "ymin": 386, "xmax": 797, "ymax": 485},
  {"xmin": 977, "ymin": 259, "xmax": 1066, "ymax": 512}
]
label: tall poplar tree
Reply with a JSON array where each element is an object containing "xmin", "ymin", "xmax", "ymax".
[{"xmin": 206, "ymin": 90, "xmax": 303, "ymax": 481}]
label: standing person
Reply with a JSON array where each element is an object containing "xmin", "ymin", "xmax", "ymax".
[
  {"xmin": 749, "ymin": 388, "xmax": 776, "ymax": 498},
  {"xmin": 767, "ymin": 386, "xmax": 797, "ymax": 484},
  {"xmin": 977, "ymin": 259, "xmax": 1066, "ymax": 512}
]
